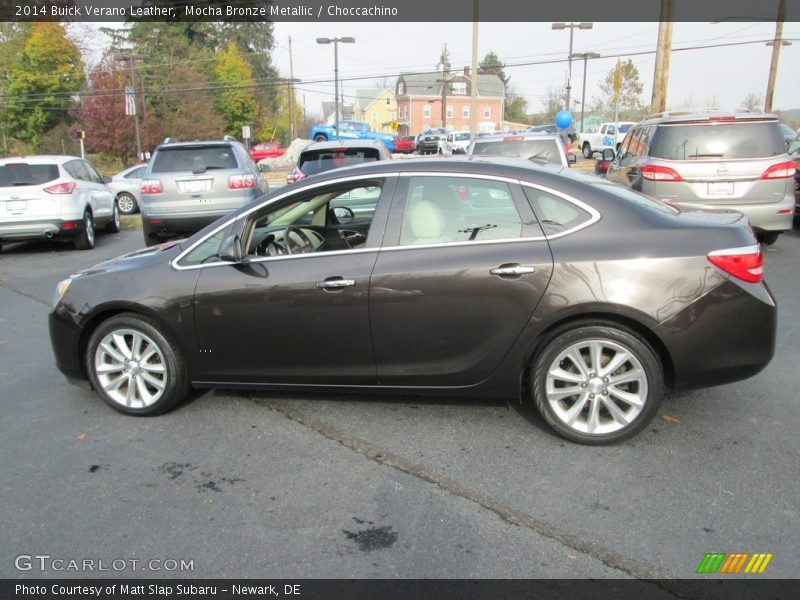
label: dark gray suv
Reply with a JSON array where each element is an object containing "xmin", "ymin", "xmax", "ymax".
[
  {"xmin": 604, "ymin": 111, "xmax": 795, "ymax": 245},
  {"xmin": 139, "ymin": 136, "xmax": 269, "ymax": 246}
]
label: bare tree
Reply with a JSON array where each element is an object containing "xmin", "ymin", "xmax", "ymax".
[{"xmin": 741, "ymin": 92, "xmax": 763, "ymax": 112}]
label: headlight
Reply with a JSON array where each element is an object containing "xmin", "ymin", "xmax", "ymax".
[{"xmin": 53, "ymin": 278, "xmax": 72, "ymax": 306}]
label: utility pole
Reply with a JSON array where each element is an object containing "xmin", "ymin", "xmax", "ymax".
[
  {"xmin": 650, "ymin": 0, "xmax": 675, "ymax": 113},
  {"xmin": 470, "ymin": 1, "xmax": 479, "ymax": 138},
  {"xmin": 439, "ymin": 43, "xmax": 449, "ymax": 128},
  {"xmin": 765, "ymin": 0, "xmax": 788, "ymax": 113},
  {"xmin": 288, "ymin": 36, "xmax": 296, "ymax": 140}
]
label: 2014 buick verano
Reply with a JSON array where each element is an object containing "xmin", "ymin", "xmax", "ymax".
[{"xmin": 49, "ymin": 158, "xmax": 776, "ymax": 444}]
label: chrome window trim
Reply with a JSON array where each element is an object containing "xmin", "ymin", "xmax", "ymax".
[
  {"xmin": 171, "ymin": 172, "xmax": 398, "ymax": 271},
  {"xmin": 381, "ymin": 235, "xmax": 548, "ymax": 253},
  {"xmin": 519, "ymin": 180, "xmax": 601, "ymax": 240}
]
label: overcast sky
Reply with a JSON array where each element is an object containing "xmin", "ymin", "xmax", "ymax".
[{"xmin": 268, "ymin": 21, "xmax": 799, "ymax": 120}]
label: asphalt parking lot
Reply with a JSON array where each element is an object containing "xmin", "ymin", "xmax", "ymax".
[{"xmin": 1, "ymin": 216, "xmax": 798, "ymax": 582}]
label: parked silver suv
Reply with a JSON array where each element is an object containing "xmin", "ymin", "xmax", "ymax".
[
  {"xmin": 604, "ymin": 111, "xmax": 795, "ymax": 244},
  {"xmin": 140, "ymin": 136, "xmax": 269, "ymax": 246},
  {"xmin": 0, "ymin": 155, "xmax": 119, "ymax": 252}
]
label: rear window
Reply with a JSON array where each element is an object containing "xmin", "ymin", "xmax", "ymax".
[
  {"xmin": 0, "ymin": 163, "xmax": 59, "ymax": 187},
  {"xmin": 649, "ymin": 121, "xmax": 786, "ymax": 160},
  {"xmin": 298, "ymin": 148, "xmax": 380, "ymax": 176},
  {"xmin": 151, "ymin": 145, "xmax": 238, "ymax": 173},
  {"xmin": 473, "ymin": 138, "xmax": 562, "ymax": 165}
]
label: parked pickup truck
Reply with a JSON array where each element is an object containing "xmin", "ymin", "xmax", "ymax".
[
  {"xmin": 580, "ymin": 121, "xmax": 636, "ymax": 159},
  {"xmin": 308, "ymin": 120, "xmax": 397, "ymax": 152}
]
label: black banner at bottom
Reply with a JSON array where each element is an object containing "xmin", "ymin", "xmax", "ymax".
[{"xmin": 3, "ymin": 579, "xmax": 799, "ymax": 600}]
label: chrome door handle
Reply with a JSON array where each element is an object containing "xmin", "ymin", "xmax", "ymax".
[
  {"xmin": 490, "ymin": 266, "xmax": 535, "ymax": 276},
  {"xmin": 316, "ymin": 279, "xmax": 356, "ymax": 289}
]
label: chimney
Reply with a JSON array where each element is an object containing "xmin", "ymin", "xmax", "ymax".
[{"xmin": 464, "ymin": 66, "xmax": 471, "ymax": 77}]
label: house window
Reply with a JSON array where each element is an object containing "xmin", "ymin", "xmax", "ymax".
[
  {"xmin": 452, "ymin": 82, "xmax": 467, "ymax": 95},
  {"xmin": 446, "ymin": 105, "xmax": 453, "ymax": 118},
  {"xmin": 483, "ymin": 106, "xmax": 491, "ymax": 119},
  {"xmin": 398, "ymin": 81, "xmax": 406, "ymax": 95},
  {"xmin": 423, "ymin": 104, "xmax": 431, "ymax": 119},
  {"xmin": 462, "ymin": 105, "xmax": 470, "ymax": 118},
  {"xmin": 372, "ymin": 112, "xmax": 378, "ymax": 121}
]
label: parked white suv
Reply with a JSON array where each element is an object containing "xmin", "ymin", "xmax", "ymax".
[{"xmin": 0, "ymin": 155, "xmax": 119, "ymax": 252}]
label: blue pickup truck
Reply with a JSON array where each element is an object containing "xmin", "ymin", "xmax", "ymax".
[{"xmin": 308, "ymin": 120, "xmax": 398, "ymax": 152}]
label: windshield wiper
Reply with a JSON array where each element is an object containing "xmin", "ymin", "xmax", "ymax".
[{"xmin": 688, "ymin": 153, "xmax": 724, "ymax": 158}]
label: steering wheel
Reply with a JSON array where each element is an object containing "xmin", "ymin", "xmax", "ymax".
[
  {"xmin": 253, "ymin": 233, "xmax": 283, "ymax": 257},
  {"xmin": 283, "ymin": 226, "xmax": 316, "ymax": 255}
]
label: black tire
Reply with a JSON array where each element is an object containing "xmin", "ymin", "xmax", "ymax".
[
  {"xmin": 531, "ymin": 321, "xmax": 664, "ymax": 445},
  {"xmin": 86, "ymin": 313, "xmax": 190, "ymax": 416},
  {"xmin": 74, "ymin": 210, "xmax": 96, "ymax": 250},
  {"xmin": 117, "ymin": 192, "xmax": 138, "ymax": 215},
  {"xmin": 314, "ymin": 134, "xmax": 327, "ymax": 142},
  {"xmin": 582, "ymin": 143, "xmax": 592, "ymax": 159},
  {"xmin": 105, "ymin": 201, "xmax": 121, "ymax": 233},
  {"xmin": 757, "ymin": 232, "xmax": 780, "ymax": 246}
]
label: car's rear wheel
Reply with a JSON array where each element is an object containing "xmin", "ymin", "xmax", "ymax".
[
  {"xmin": 117, "ymin": 193, "xmax": 138, "ymax": 215},
  {"xmin": 105, "ymin": 201, "xmax": 121, "ymax": 233},
  {"xmin": 582, "ymin": 143, "xmax": 592, "ymax": 159},
  {"xmin": 314, "ymin": 134, "xmax": 327, "ymax": 142},
  {"xmin": 73, "ymin": 210, "xmax": 95, "ymax": 250},
  {"xmin": 87, "ymin": 313, "xmax": 189, "ymax": 416},
  {"xmin": 531, "ymin": 322, "xmax": 663, "ymax": 444}
]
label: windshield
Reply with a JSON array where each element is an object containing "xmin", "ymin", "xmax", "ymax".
[
  {"xmin": 618, "ymin": 123, "xmax": 634, "ymax": 133},
  {"xmin": 151, "ymin": 145, "xmax": 238, "ymax": 173},
  {"xmin": 649, "ymin": 121, "xmax": 786, "ymax": 160},
  {"xmin": 472, "ymin": 138, "xmax": 562, "ymax": 165},
  {"xmin": 0, "ymin": 163, "xmax": 59, "ymax": 187},
  {"xmin": 298, "ymin": 148, "xmax": 380, "ymax": 176}
]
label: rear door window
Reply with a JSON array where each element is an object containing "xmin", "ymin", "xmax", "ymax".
[
  {"xmin": 298, "ymin": 148, "xmax": 380, "ymax": 176},
  {"xmin": 649, "ymin": 121, "xmax": 786, "ymax": 160},
  {"xmin": 472, "ymin": 138, "xmax": 562, "ymax": 165},
  {"xmin": 0, "ymin": 163, "xmax": 59, "ymax": 187}
]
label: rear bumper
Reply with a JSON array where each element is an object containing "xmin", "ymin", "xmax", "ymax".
[
  {"xmin": 142, "ymin": 213, "xmax": 227, "ymax": 238},
  {"xmin": 654, "ymin": 279, "xmax": 776, "ymax": 390},
  {"xmin": 680, "ymin": 194, "xmax": 795, "ymax": 233},
  {"xmin": 0, "ymin": 218, "xmax": 84, "ymax": 242}
]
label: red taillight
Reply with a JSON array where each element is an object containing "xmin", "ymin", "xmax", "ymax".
[
  {"xmin": 141, "ymin": 180, "xmax": 162, "ymax": 194},
  {"xmin": 229, "ymin": 174, "xmax": 256, "ymax": 189},
  {"xmin": 641, "ymin": 164, "xmax": 683, "ymax": 182},
  {"xmin": 60, "ymin": 221, "xmax": 77, "ymax": 230},
  {"xmin": 760, "ymin": 161, "xmax": 796, "ymax": 180},
  {"xmin": 707, "ymin": 245, "xmax": 763, "ymax": 283},
  {"xmin": 43, "ymin": 182, "xmax": 76, "ymax": 194},
  {"xmin": 503, "ymin": 136, "xmax": 524, "ymax": 142}
]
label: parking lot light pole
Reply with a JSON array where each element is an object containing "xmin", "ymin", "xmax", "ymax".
[
  {"xmin": 571, "ymin": 51, "xmax": 600, "ymax": 133},
  {"xmin": 552, "ymin": 22, "xmax": 593, "ymax": 114},
  {"xmin": 316, "ymin": 37, "xmax": 355, "ymax": 138}
]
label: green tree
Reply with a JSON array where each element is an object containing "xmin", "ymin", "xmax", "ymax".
[
  {"xmin": 214, "ymin": 42, "xmax": 257, "ymax": 137},
  {"xmin": 478, "ymin": 52, "xmax": 508, "ymax": 85},
  {"xmin": 256, "ymin": 84, "xmax": 302, "ymax": 144},
  {"xmin": 591, "ymin": 59, "xmax": 644, "ymax": 117},
  {"xmin": 160, "ymin": 64, "xmax": 225, "ymax": 141},
  {"xmin": 3, "ymin": 22, "xmax": 84, "ymax": 146}
]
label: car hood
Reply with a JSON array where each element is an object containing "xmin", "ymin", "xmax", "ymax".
[{"xmin": 75, "ymin": 240, "xmax": 184, "ymax": 279}]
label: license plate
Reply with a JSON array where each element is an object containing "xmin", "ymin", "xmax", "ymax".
[
  {"xmin": 707, "ymin": 181, "xmax": 734, "ymax": 196},
  {"xmin": 178, "ymin": 179, "xmax": 211, "ymax": 194},
  {"xmin": 7, "ymin": 199, "xmax": 26, "ymax": 212}
]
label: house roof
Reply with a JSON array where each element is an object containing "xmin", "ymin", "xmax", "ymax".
[
  {"xmin": 354, "ymin": 88, "xmax": 393, "ymax": 110},
  {"xmin": 321, "ymin": 101, "xmax": 354, "ymax": 120},
  {"xmin": 397, "ymin": 72, "xmax": 504, "ymax": 98}
]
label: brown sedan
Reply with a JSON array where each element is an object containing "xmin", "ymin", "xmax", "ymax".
[{"xmin": 49, "ymin": 158, "xmax": 775, "ymax": 444}]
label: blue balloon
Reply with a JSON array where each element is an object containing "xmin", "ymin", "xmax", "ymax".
[{"xmin": 555, "ymin": 110, "xmax": 574, "ymax": 129}]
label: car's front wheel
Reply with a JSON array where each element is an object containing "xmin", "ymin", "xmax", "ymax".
[
  {"xmin": 531, "ymin": 322, "xmax": 664, "ymax": 444},
  {"xmin": 87, "ymin": 313, "xmax": 190, "ymax": 415},
  {"xmin": 314, "ymin": 134, "xmax": 327, "ymax": 142}
]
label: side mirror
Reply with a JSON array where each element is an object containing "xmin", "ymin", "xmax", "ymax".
[
  {"xmin": 258, "ymin": 163, "xmax": 271, "ymax": 173},
  {"xmin": 567, "ymin": 153, "xmax": 577, "ymax": 165},
  {"xmin": 219, "ymin": 234, "xmax": 243, "ymax": 263},
  {"xmin": 102, "ymin": 175, "xmax": 112, "ymax": 184},
  {"xmin": 601, "ymin": 149, "xmax": 615, "ymax": 162}
]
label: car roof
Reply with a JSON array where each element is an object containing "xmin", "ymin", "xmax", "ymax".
[
  {"xmin": 0, "ymin": 155, "xmax": 81, "ymax": 164},
  {"xmin": 641, "ymin": 110, "xmax": 779, "ymax": 125},
  {"xmin": 154, "ymin": 137, "xmax": 245, "ymax": 150},
  {"xmin": 301, "ymin": 139, "xmax": 388, "ymax": 152},
  {"xmin": 474, "ymin": 132, "xmax": 563, "ymax": 141}
]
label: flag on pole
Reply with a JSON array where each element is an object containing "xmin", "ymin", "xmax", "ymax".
[{"xmin": 125, "ymin": 86, "xmax": 136, "ymax": 116}]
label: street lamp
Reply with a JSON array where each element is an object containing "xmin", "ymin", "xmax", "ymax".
[
  {"xmin": 316, "ymin": 36, "xmax": 355, "ymax": 137},
  {"xmin": 552, "ymin": 22, "xmax": 593, "ymax": 114},
  {"xmin": 571, "ymin": 51, "xmax": 600, "ymax": 133}
]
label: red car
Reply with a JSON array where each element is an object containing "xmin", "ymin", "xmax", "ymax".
[
  {"xmin": 249, "ymin": 141, "xmax": 287, "ymax": 162},
  {"xmin": 394, "ymin": 136, "xmax": 416, "ymax": 154}
]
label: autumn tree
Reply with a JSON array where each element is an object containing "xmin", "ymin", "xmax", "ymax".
[
  {"xmin": 256, "ymin": 83, "xmax": 303, "ymax": 144},
  {"xmin": 591, "ymin": 59, "xmax": 644, "ymax": 118},
  {"xmin": 213, "ymin": 43, "xmax": 257, "ymax": 137},
  {"xmin": 160, "ymin": 64, "xmax": 225, "ymax": 141},
  {"xmin": 3, "ymin": 22, "xmax": 84, "ymax": 146}
]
